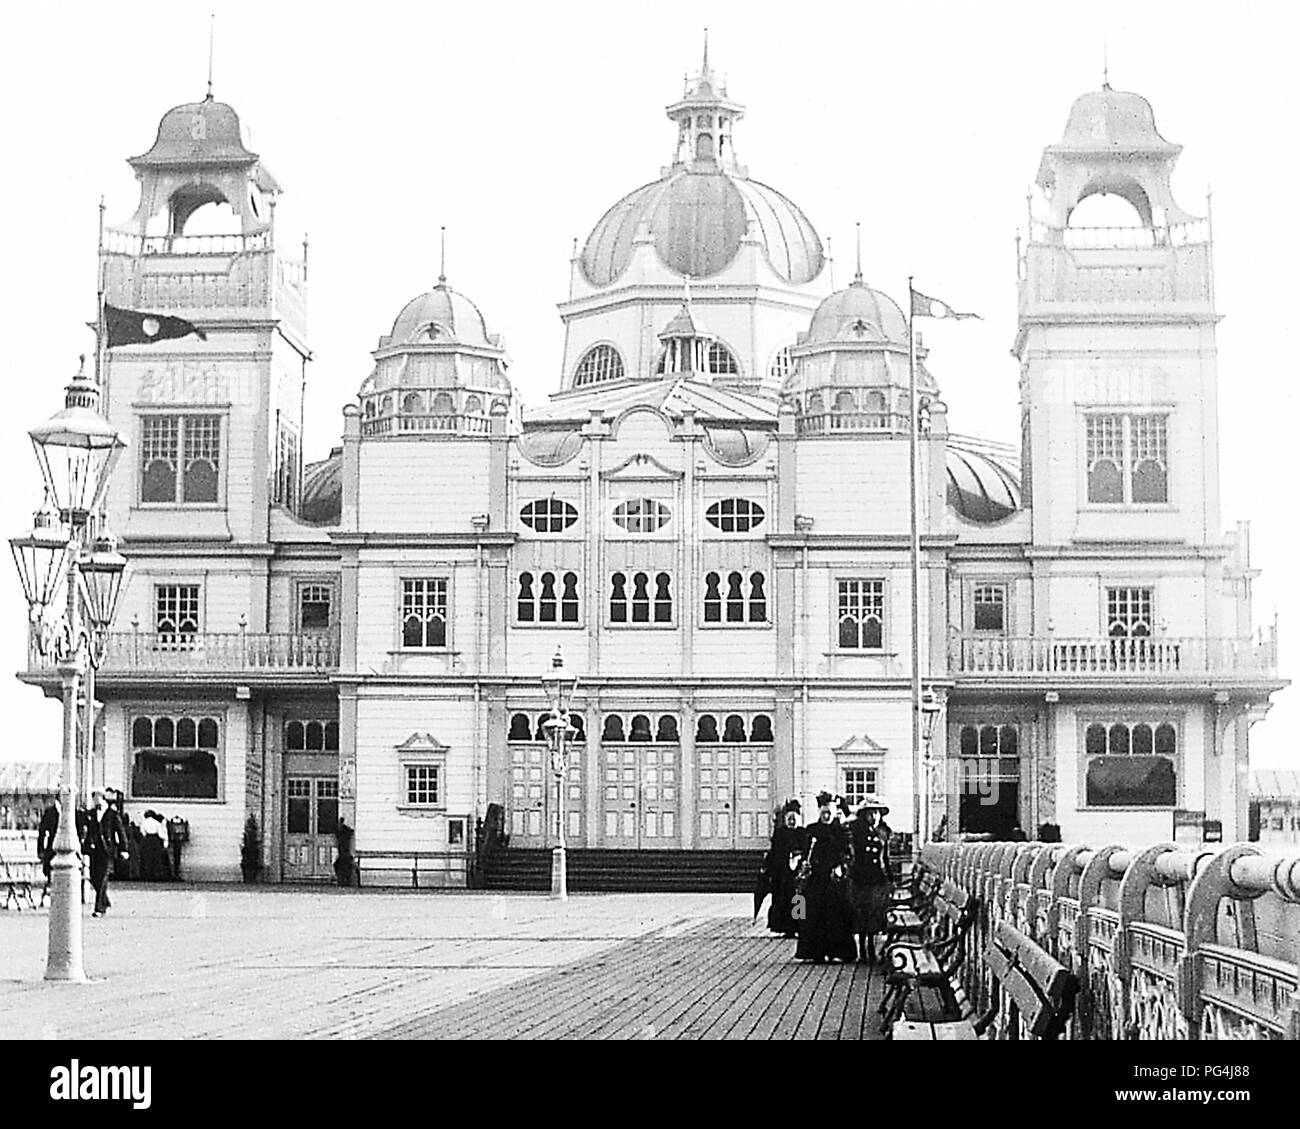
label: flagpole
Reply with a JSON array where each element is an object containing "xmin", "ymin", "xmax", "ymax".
[
  {"xmin": 95, "ymin": 196, "xmax": 107, "ymax": 391},
  {"xmin": 908, "ymin": 277, "xmax": 924, "ymax": 853}
]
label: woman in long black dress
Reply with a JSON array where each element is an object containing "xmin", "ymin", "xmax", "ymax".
[
  {"xmin": 764, "ymin": 800, "xmax": 805, "ymax": 936},
  {"xmin": 794, "ymin": 792, "xmax": 857, "ymax": 963},
  {"xmin": 848, "ymin": 798, "xmax": 893, "ymax": 962}
]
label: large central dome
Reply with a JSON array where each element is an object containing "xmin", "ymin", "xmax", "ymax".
[
  {"xmin": 580, "ymin": 170, "xmax": 823, "ymax": 287},
  {"xmin": 579, "ymin": 49, "xmax": 823, "ymax": 288}
]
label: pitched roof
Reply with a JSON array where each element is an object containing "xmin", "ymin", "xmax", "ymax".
[{"xmin": 527, "ymin": 377, "xmax": 778, "ymax": 425}]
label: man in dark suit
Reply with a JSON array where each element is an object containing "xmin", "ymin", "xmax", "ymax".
[
  {"xmin": 82, "ymin": 789, "xmax": 128, "ymax": 917},
  {"xmin": 36, "ymin": 798, "xmax": 61, "ymax": 879}
]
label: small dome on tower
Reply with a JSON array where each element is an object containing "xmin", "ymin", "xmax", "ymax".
[
  {"xmin": 803, "ymin": 282, "xmax": 908, "ymax": 347},
  {"xmin": 382, "ymin": 283, "xmax": 501, "ymax": 350},
  {"xmin": 1053, "ymin": 86, "xmax": 1179, "ymax": 155},
  {"xmin": 130, "ymin": 97, "xmax": 262, "ymax": 169}
]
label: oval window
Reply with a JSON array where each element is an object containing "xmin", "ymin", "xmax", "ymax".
[
  {"xmin": 612, "ymin": 498, "xmax": 671, "ymax": 533},
  {"xmin": 705, "ymin": 498, "xmax": 765, "ymax": 533},
  {"xmin": 520, "ymin": 498, "xmax": 578, "ymax": 533}
]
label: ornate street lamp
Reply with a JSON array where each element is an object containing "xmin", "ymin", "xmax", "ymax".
[
  {"xmin": 540, "ymin": 647, "xmax": 578, "ymax": 900},
  {"xmin": 9, "ymin": 358, "xmax": 126, "ymax": 983},
  {"xmin": 920, "ymin": 688, "xmax": 943, "ymax": 843}
]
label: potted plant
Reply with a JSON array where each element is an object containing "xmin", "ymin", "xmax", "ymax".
[{"xmin": 240, "ymin": 815, "xmax": 263, "ymax": 883}]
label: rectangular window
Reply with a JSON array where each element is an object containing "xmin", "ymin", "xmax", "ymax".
[
  {"xmin": 274, "ymin": 422, "xmax": 300, "ymax": 511},
  {"xmin": 1083, "ymin": 720, "xmax": 1177, "ymax": 807},
  {"xmin": 1086, "ymin": 413, "xmax": 1169, "ymax": 504},
  {"xmin": 842, "ymin": 767, "xmax": 879, "ymax": 809},
  {"xmin": 155, "ymin": 585, "xmax": 200, "ymax": 643},
  {"xmin": 405, "ymin": 764, "xmax": 440, "ymax": 806},
  {"xmin": 837, "ymin": 579, "xmax": 884, "ymax": 649},
  {"xmin": 1106, "ymin": 587, "xmax": 1154, "ymax": 638},
  {"xmin": 298, "ymin": 583, "xmax": 333, "ymax": 631},
  {"xmin": 972, "ymin": 584, "xmax": 1006, "ymax": 632},
  {"xmin": 401, "ymin": 578, "xmax": 448, "ymax": 648},
  {"xmin": 140, "ymin": 414, "xmax": 222, "ymax": 504}
]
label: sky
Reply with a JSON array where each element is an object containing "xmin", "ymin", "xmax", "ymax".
[{"xmin": 0, "ymin": 0, "xmax": 1295, "ymax": 768}]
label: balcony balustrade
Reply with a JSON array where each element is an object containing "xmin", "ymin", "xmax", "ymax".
[
  {"xmin": 27, "ymin": 629, "xmax": 339, "ymax": 677},
  {"xmin": 950, "ymin": 633, "xmax": 1278, "ymax": 680}
]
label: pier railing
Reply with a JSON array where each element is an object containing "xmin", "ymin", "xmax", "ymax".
[{"xmin": 919, "ymin": 840, "xmax": 1300, "ymax": 1040}]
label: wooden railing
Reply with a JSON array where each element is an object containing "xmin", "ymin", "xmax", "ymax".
[
  {"xmin": 950, "ymin": 633, "xmax": 1278, "ymax": 679},
  {"xmin": 360, "ymin": 411, "xmax": 492, "ymax": 438},
  {"xmin": 29, "ymin": 630, "xmax": 339, "ymax": 675},
  {"xmin": 796, "ymin": 410, "xmax": 913, "ymax": 436},
  {"xmin": 920, "ymin": 840, "xmax": 1300, "ymax": 1040},
  {"xmin": 102, "ymin": 229, "xmax": 273, "ymax": 256},
  {"xmin": 1029, "ymin": 220, "xmax": 1212, "ymax": 249}
]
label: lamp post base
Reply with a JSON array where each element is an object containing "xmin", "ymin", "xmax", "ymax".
[
  {"xmin": 44, "ymin": 853, "xmax": 87, "ymax": 983},
  {"xmin": 550, "ymin": 846, "xmax": 567, "ymax": 900}
]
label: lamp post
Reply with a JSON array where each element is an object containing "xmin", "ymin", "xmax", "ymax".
[
  {"xmin": 540, "ymin": 647, "xmax": 578, "ymax": 901},
  {"xmin": 919, "ymin": 688, "xmax": 943, "ymax": 844},
  {"xmin": 9, "ymin": 358, "xmax": 126, "ymax": 982}
]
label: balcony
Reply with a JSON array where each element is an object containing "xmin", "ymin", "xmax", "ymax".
[
  {"xmin": 950, "ymin": 632, "xmax": 1279, "ymax": 683},
  {"xmin": 24, "ymin": 630, "xmax": 339, "ymax": 682}
]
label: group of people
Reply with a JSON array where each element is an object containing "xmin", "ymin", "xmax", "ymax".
[
  {"xmin": 758, "ymin": 790, "xmax": 897, "ymax": 964},
  {"xmin": 35, "ymin": 789, "xmax": 174, "ymax": 917}
]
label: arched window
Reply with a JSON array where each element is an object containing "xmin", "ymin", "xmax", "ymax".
[
  {"xmin": 569, "ymin": 715, "xmax": 586, "ymax": 742},
  {"xmin": 703, "ymin": 572, "xmax": 721, "ymax": 622},
  {"xmin": 725, "ymin": 572, "xmax": 745, "ymax": 622},
  {"xmin": 656, "ymin": 716, "xmax": 679, "ymax": 742},
  {"xmin": 431, "ymin": 392, "xmax": 455, "ymax": 416},
  {"xmin": 176, "ymin": 718, "xmax": 197, "ymax": 748},
  {"xmin": 834, "ymin": 391, "xmax": 856, "ymax": 413},
  {"xmin": 539, "ymin": 572, "xmax": 558, "ymax": 623},
  {"xmin": 1086, "ymin": 415, "xmax": 1124, "ymax": 504},
  {"xmin": 751, "ymin": 715, "xmax": 773, "ymax": 742},
  {"xmin": 464, "ymin": 394, "xmax": 483, "ymax": 415},
  {"xmin": 603, "ymin": 715, "xmax": 625, "ymax": 742},
  {"xmin": 749, "ymin": 572, "xmax": 767, "ymax": 623},
  {"xmin": 154, "ymin": 718, "xmax": 174, "ymax": 747},
  {"xmin": 696, "ymin": 715, "xmax": 719, "ymax": 743},
  {"xmin": 561, "ymin": 572, "xmax": 579, "ymax": 623},
  {"xmin": 723, "ymin": 715, "xmax": 747, "ymax": 742},
  {"xmin": 325, "ymin": 722, "xmax": 339, "ymax": 751},
  {"xmin": 517, "ymin": 572, "xmax": 536, "ymax": 622},
  {"xmin": 806, "ymin": 392, "xmax": 824, "ymax": 416},
  {"xmin": 998, "ymin": 726, "xmax": 1018, "ymax": 756},
  {"xmin": 960, "ymin": 726, "xmax": 979, "ymax": 756},
  {"xmin": 979, "ymin": 726, "xmax": 999, "ymax": 756},
  {"xmin": 631, "ymin": 572, "xmax": 651, "ymax": 623},
  {"xmin": 612, "ymin": 499, "xmax": 671, "ymax": 533},
  {"xmin": 654, "ymin": 573, "xmax": 672, "ymax": 622},
  {"xmin": 509, "ymin": 714, "xmax": 532, "ymax": 741},
  {"xmin": 520, "ymin": 498, "xmax": 579, "ymax": 533},
  {"xmin": 1132, "ymin": 724, "xmax": 1154, "ymax": 756},
  {"xmin": 629, "ymin": 714, "xmax": 653, "ymax": 742},
  {"xmin": 1109, "ymin": 724, "xmax": 1130, "ymax": 756},
  {"xmin": 306, "ymin": 722, "xmax": 325, "ymax": 751},
  {"xmin": 1085, "ymin": 717, "xmax": 1177, "ymax": 807},
  {"xmin": 705, "ymin": 499, "xmax": 765, "ymax": 533},
  {"xmin": 573, "ymin": 344, "xmax": 625, "ymax": 387},
  {"xmin": 707, "ymin": 342, "xmax": 739, "ymax": 376},
  {"xmin": 610, "ymin": 573, "xmax": 628, "ymax": 623},
  {"xmin": 132, "ymin": 718, "xmax": 153, "ymax": 747},
  {"xmin": 402, "ymin": 392, "xmax": 425, "ymax": 415},
  {"xmin": 131, "ymin": 713, "xmax": 221, "ymax": 799}
]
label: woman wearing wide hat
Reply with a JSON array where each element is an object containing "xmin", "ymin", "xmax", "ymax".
[
  {"xmin": 794, "ymin": 792, "xmax": 858, "ymax": 963},
  {"xmin": 848, "ymin": 797, "xmax": 892, "ymax": 962}
]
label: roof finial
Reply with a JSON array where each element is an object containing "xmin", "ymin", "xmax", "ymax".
[
  {"xmin": 1101, "ymin": 0, "xmax": 1110, "ymax": 89},
  {"xmin": 438, "ymin": 226, "xmax": 447, "ymax": 287},
  {"xmin": 206, "ymin": 12, "xmax": 215, "ymax": 101},
  {"xmin": 683, "ymin": 272, "xmax": 692, "ymax": 306},
  {"xmin": 702, "ymin": 27, "xmax": 709, "ymax": 74},
  {"xmin": 853, "ymin": 221, "xmax": 863, "ymax": 286}
]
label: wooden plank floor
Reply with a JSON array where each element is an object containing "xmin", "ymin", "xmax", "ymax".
[{"xmin": 378, "ymin": 917, "xmax": 888, "ymax": 1040}]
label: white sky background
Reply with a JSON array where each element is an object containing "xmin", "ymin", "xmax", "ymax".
[{"xmin": 0, "ymin": 0, "xmax": 1294, "ymax": 768}]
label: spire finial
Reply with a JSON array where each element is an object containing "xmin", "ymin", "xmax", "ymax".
[
  {"xmin": 438, "ymin": 226, "xmax": 446, "ymax": 287},
  {"xmin": 1101, "ymin": 1, "xmax": 1110, "ymax": 88},
  {"xmin": 206, "ymin": 12, "xmax": 215, "ymax": 101},
  {"xmin": 702, "ymin": 27, "xmax": 709, "ymax": 74},
  {"xmin": 853, "ymin": 221, "xmax": 863, "ymax": 286},
  {"xmin": 683, "ymin": 272, "xmax": 692, "ymax": 306}
]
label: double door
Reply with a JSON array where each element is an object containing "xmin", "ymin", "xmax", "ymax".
[
  {"xmin": 600, "ymin": 745, "xmax": 679, "ymax": 848},
  {"xmin": 508, "ymin": 743, "xmax": 584, "ymax": 846},
  {"xmin": 696, "ymin": 745, "xmax": 772, "ymax": 848},
  {"xmin": 284, "ymin": 776, "xmax": 339, "ymax": 881}
]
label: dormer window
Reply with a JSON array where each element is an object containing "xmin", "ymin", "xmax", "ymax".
[{"xmin": 574, "ymin": 344, "xmax": 625, "ymax": 387}]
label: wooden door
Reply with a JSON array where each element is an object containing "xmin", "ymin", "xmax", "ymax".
[
  {"xmin": 600, "ymin": 745, "xmax": 679, "ymax": 848},
  {"xmin": 283, "ymin": 777, "xmax": 338, "ymax": 881},
  {"xmin": 509, "ymin": 740, "xmax": 585, "ymax": 846},
  {"xmin": 696, "ymin": 746, "xmax": 772, "ymax": 848}
]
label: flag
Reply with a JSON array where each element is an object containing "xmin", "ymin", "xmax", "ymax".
[
  {"xmin": 910, "ymin": 289, "xmax": 980, "ymax": 321},
  {"xmin": 104, "ymin": 303, "xmax": 207, "ymax": 347}
]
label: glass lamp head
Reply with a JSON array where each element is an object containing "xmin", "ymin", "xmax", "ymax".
[{"xmin": 9, "ymin": 497, "xmax": 71, "ymax": 616}]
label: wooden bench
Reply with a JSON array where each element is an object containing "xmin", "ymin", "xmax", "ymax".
[
  {"xmin": 1, "ymin": 851, "xmax": 45, "ymax": 911},
  {"xmin": 883, "ymin": 870, "xmax": 945, "ymax": 944},
  {"xmin": 878, "ymin": 884, "xmax": 979, "ymax": 1033},
  {"xmin": 352, "ymin": 850, "xmax": 469, "ymax": 889},
  {"xmin": 892, "ymin": 918, "xmax": 1078, "ymax": 1041}
]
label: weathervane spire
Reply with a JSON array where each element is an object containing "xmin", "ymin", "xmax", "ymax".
[
  {"xmin": 206, "ymin": 12, "xmax": 215, "ymax": 101},
  {"xmin": 702, "ymin": 27, "xmax": 709, "ymax": 73},
  {"xmin": 853, "ymin": 221, "xmax": 863, "ymax": 286},
  {"xmin": 438, "ymin": 226, "xmax": 447, "ymax": 287}
]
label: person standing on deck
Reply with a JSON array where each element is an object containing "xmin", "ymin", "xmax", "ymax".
[
  {"xmin": 763, "ymin": 799, "xmax": 805, "ymax": 936},
  {"xmin": 847, "ymin": 798, "xmax": 892, "ymax": 963},
  {"xmin": 794, "ymin": 792, "xmax": 857, "ymax": 964}
]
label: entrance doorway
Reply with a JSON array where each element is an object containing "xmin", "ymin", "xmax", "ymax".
[
  {"xmin": 695, "ymin": 745, "xmax": 773, "ymax": 848},
  {"xmin": 284, "ymin": 776, "xmax": 339, "ymax": 881},
  {"xmin": 600, "ymin": 745, "xmax": 680, "ymax": 848}
]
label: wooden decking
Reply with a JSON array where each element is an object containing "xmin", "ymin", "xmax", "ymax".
[{"xmin": 376, "ymin": 918, "xmax": 888, "ymax": 1040}]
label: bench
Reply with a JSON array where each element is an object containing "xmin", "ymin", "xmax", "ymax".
[
  {"xmin": 892, "ymin": 918, "xmax": 1078, "ymax": 1041},
  {"xmin": 352, "ymin": 850, "xmax": 470, "ymax": 889},
  {"xmin": 1, "ymin": 851, "xmax": 46, "ymax": 911},
  {"xmin": 878, "ymin": 884, "xmax": 980, "ymax": 1033},
  {"xmin": 883, "ymin": 870, "xmax": 945, "ymax": 943}
]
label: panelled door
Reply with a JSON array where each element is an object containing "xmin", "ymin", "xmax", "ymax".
[
  {"xmin": 600, "ymin": 745, "xmax": 680, "ymax": 848},
  {"xmin": 696, "ymin": 745, "xmax": 772, "ymax": 848},
  {"xmin": 283, "ymin": 777, "xmax": 339, "ymax": 881},
  {"xmin": 508, "ymin": 742, "xmax": 585, "ymax": 846}
]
